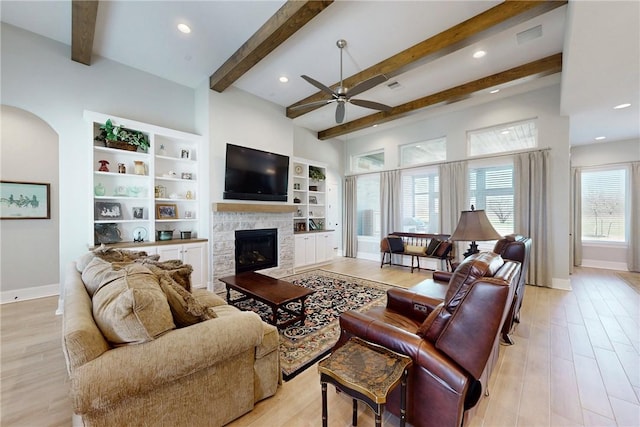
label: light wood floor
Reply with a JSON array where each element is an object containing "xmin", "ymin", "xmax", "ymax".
[{"xmin": 1, "ymin": 258, "xmax": 639, "ymax": 426}]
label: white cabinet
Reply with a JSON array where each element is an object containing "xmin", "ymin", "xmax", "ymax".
[
  {"xmin": 294, "ymin": 231, "xmax": 334, "ymax": 268},
  {"xmin": 157, "ymin": 241, "xmax": 208, "ymax": 288},
  {"xmin": 86, "ymin": 110, "xmax": 203, "ymax": 247},
  {"xmin": 295, "ymin": 234, "xmax": 316, "ymax": 268},
  {"xmin": 315, "ymin": 232, "xmax": 335, "ymax": 264}
]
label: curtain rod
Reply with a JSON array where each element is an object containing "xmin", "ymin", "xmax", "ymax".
[
  {"xmin": 571, "ymin": 159, "xmax": 638, "ymax": 170},
  {"xmin": 346, "ymin": 147, "xmax": 552, "ymax": 178}
]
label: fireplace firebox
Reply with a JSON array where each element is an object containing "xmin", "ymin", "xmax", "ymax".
[{"xmin": 235, "ymin": 229, "xmax": 278, "ymax": 273}]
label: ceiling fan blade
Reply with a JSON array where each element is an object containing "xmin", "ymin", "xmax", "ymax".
[
  {"xmin": 347, "ymin": 75, "xmax": 388, "ymax": 97},
  {"xmin": 289, "ymin": 99, "xmax": 335, "ymax": 111},
  {"xmin": 350, "ymin": 99, "xmax": 392, "ymax": 111},
  {"xmin": 301, "ymin": 75, "xmax": 336, "ymax": 97},
  {"xmin": 335, "ymin": 102, "xmax": 346, "ymax": 123}
]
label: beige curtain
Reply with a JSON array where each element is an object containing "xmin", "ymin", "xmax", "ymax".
[
  {"xmin": 380, "ymin": 170, "xmax": 402, "ymax": 238},
  {"xmin": 344, "ymin": 176, "xmax": 358, "ymax": 258},
  {"xmin": 514, "ymin": 150, "xmax": 551, "ymax": 287},
  {"xmin": 628, "ymin": 162, "xmax": 640, "ymax": 272},
  {"xmin": 571, "ymin": 167, "xmax": 583, "ymax": 269},
  {"xmin": 440, "ymin": 161, "xmax": 467, "ymax": 259}
]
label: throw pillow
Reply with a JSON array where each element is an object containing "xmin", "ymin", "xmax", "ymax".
[
  {"xmin": 426, "ymin": 239, "xmax": 442, "ymax": 256},
  {"xmin": 405, "ymin": 244, "xmax": 426, "ymax": 254},
  {"xmin": 91, "ymin": 264, "xmax": 175, "ymax": 345},
  {"xmin": 435, "ymin": 241, "xmax": 452, "ymax": 258},
  {"xmin": 92, "ymin": 245, "xmax": 159, "ymax": 264},
  {"xmin": 82, "ymin": 257, "xmax": 127, "ymax": 297},
  {"xmin": 156, "ymin": 272, "xmax": 217, "ymax": 328}
]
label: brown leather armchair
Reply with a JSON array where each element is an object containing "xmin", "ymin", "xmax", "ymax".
[{"xmin": 335, "ymin": 252, "xmax": 520, "ymax": 427}]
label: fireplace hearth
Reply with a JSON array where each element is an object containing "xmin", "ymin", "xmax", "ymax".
[{"xmin": 235, "ymin": 229, "xmax": 278, "ymax": 273}]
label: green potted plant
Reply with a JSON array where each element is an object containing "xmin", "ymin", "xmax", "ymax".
[
  {"xmin": 309, "ymin": 166, "xmax": 326, "ymax": 181},
  {"xmin": 95, "ymin": 119, "xmax": 150, "ymax": 152}
]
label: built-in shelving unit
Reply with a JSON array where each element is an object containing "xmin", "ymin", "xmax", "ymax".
[
  {"xmin": 86, "ymin": 110, "xmax": 204, "ymax": 247},
  {"xmin": 292, "ymin": 158, "xmax": 327, "ymax": 233}
]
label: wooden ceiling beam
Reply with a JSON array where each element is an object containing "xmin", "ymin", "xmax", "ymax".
[
  {"xmin": 287, "ymin": 0, "xmax": 567, "ymax": 119},
  {"xmin": 210, "ymin": 0, "xmax": 333, "ymax": 92},
  {"xmin": 317, "ymin": 53, "xmax": 563, "ymax": 140},
  {"xmin": 71, "ymin": 1, "xmax": 99, "ymax": 65}
]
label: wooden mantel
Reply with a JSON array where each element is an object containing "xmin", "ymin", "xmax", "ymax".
[{"xmin": 212, "ymin": 202, "xmax": 298, "ymax": 213}]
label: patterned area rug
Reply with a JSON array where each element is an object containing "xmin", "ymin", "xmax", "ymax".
[
  {"xmin": 231, "ymin": 269, "xmax": 393, "ymax": 380},
  {"xmin": 616, "ymin": 271, "xmax": 640, "ymax": 294}
]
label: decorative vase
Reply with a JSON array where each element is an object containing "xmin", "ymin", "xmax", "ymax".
[
  {"xmin": 94, "ymin": 183, "xmax": 106, "ymax": 196},
  {"xmin": 98, "ymin": 160, "xmax": 109, "ymax": 172}
]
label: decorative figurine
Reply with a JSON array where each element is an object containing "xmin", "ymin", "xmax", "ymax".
[
  {"xmin": 118, "ymin": 163, "xmax": 126, "ymax": 174},
  {"xmin": 98, "ymin": 160, "xmax": 109, "ymax": 172}
]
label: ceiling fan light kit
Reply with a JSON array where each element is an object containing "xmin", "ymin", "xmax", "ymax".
[{"xmin": 296, "ymin": 39, "xmax": 392, "ymax": 123}]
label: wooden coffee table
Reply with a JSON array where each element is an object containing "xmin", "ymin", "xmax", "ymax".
[{"xmin": 219, "ymin": 271, "xmax": 314, "ymax": 329}]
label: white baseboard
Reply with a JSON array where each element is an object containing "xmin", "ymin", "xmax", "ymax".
[
  {"xmin": 1, "ymin": 283, "xmax": 60, "ymax": 304},
  {"xmin": 551, "ymin": 278, "xmax": 572, "ymax": 291},
  {"xmin": 580, "ymin": 259, "xmax": 629, "ymax": 272}
]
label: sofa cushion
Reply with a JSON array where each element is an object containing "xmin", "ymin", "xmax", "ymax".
[
  {"xmin": 91, "ymin": 263, "xmax": 175, "ymax": 345},
  {"xmin": 417, "ymin": 252, "xmax": 504, "ymax": 342},
  {"xmin": 76, "ymin": 246, "xmax": 159, "ymax": 272},
  {"xmin": 443, "ymin": 252, "xmax": 504, "ymax": 303},
  {"xmin": 81, "ymin": 257, "xmax": 129, "ymax": 297}
]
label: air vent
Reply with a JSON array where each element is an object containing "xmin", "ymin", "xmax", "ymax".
[
  {"xmin": 517, "ymin": 25, "xmax": 543, "ymax": 44},
  {"xmin": 387, "ymin": 81, "xmax": 402, "ymax": 90}
]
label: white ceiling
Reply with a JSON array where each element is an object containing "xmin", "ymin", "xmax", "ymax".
[{"xmin": 1, "ymin": 1, "xmax": 638, "ymax": 146}]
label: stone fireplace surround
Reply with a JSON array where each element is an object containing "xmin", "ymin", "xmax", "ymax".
[{"xmin": 210, "ymin": 203, "xmax": 296, "ymax": 292}]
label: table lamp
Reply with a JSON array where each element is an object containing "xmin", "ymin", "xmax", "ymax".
[{"xmin": 450, "ymin": 205, "xmax": 502, "ymax": 258}]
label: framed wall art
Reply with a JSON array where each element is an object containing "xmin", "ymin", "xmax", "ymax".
[
  {"xmin": 0, "ymin": 181, "xmax": 51, "ymax": 220},
  {"xmin": 156, "ymin": 203, "xmax": 178, "ymax": 219},
  {"xmin": 95, "ymin": 202, "xmax": 123, "ymax": 220}
]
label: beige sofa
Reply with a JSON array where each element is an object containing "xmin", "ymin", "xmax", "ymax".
[{"xmin": 62, "ymin": 256, "xmax": 280, "ymax": 427}]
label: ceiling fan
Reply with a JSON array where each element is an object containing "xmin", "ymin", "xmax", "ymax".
[{"xmin": 294, "ymin": 39, "xmax": 392, "ymax": 124}]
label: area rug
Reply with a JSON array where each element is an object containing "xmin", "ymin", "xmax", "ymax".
[
  {"xmin": 230, "ymin": 269, "xmax": 394, "ymax": 380},
  {"xmin": 616, "ymin": 271, "xmax": 640, "ymax": 294}
]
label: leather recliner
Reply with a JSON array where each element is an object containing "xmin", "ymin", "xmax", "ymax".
[
  {"xmin": 335, "ymin": 252, "xmax": 520, "ymax": 427},
  {"xmin": 431, "ymin": 234, "xmax": 531, "ymax": 344}
]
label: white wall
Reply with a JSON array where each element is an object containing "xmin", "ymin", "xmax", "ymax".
[
  {"xmin": 208, "ymin": 86, "xmax": 294, "ymax": 202},
  {"xmin": 1, "ymin": 106, "xmax": 59, "ymax": 300},
  {"xmin": 344, "ymin": 84, "xmax": 571, "ymax": 287},
  {"xmin": 1, "ymin": 23, "xmax": 198, "ymax": 302}
]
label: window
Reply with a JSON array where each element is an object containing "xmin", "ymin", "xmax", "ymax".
[
  {"xmin": 468, "ymin": 160, "xmax": 514, "ymax": 236},
  {"xmin": 352, "ymin": 150, "xmax": 384, "ymax": 173},
  {"xmin": 468, "ymin": 119, "xmax": 537, "ymax": 156},
  {"xmin": 581, "ymin": 168, "xmax": 627, "ymax": 242},
  {"xmin": 400, "ymin": 137, "xmax": 446, "ymax": 166},
  {"xmin": 401, "ymin": 167, "xmax": 439, "ymax": 233},
  {"xmin": 356, "ymin": 174, "xmax": 380, "ymax": 238}
]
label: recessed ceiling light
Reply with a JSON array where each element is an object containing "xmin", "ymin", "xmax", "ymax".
[
  {"xmin": 473, "ymin": 50, "xmax": 486, "ymax": 59},
  {"xmin": 279, "ymin": 76, "xmax": 289, "ymax": 83},
  {"xmin": 372, "ymin": 124, "xmax": 378, "ymax": 128},
  {"xmin": 501, "ymin": 130, "xmax": 510, "ymax": 135},
  {"xmin": 613, "ymin": 103, "xmax": 631, "ymax": 109},
  {"xmin": 177, "ymin": 23, "xmax": 191, "ymax": 34},
  {"xmin": 490, "ymin": 89, "xmax": 500, "ymax": 94},
  {"xmin": 595, "ymin": 136, "xmax": 606, "ymax": 141}
]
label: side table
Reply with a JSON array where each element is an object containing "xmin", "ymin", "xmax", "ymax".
[{"xmin": 318, "ymin": 337, "xmax": 412, "ymax": 427}]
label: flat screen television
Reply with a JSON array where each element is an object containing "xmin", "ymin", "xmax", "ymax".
[{"xmin": 223, "ymin": 143, "xmax": 290, "ymax": 202}]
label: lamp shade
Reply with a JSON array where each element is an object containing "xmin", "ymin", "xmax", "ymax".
[{"xmin": 450, "ymin": 209, "xmax": 502, "ymax": 242}]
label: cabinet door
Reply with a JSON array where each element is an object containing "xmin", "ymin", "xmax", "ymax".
[
  {"xmin": 156, "ymin": 244, "xmax": 182, "ymax": 261},
  {"xmin": 315, "ymin": 232, "xmax": 334, "ymax": 263},
  {"xmin": 295, "ymin": 234, "xmax": 316, "ymax": 267},
  {"xmin": 182, "ymin": 243, "xmax": 207, "ymax": 288}
]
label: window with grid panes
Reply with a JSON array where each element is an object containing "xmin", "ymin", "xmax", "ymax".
[
  {"xmin": 400, "ymin": 137, "xmax": 446, "ymax": 166},
  {"xmin": 468, "ymin": 119, "xmax": 537, "ymax": 157},
  {"xmin": 581, "ymin": 168, "xmax": 627, "ymax": 242},
  {"xmin": 401, "ymin": 167, "xmax": 439, "ymax": 233},
  {"xmin": 468, "ymin": 161, "xmax": 514, "ymax": 236}
]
